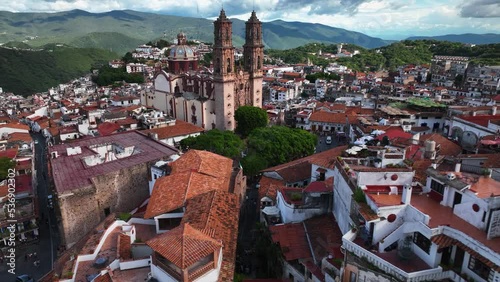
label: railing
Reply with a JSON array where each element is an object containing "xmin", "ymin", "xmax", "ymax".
[
  {"xmin": 343, "ymin": 230, "xmax": 445, "ymax": 282},
  {"xmin": 188, "ymin": 261, "xmax": 215, "ymax": 281}
]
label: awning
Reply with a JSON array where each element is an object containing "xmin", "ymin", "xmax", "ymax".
[{"xmin": 262, "ymin": 206, "xmax": 281, "ymax": 216}]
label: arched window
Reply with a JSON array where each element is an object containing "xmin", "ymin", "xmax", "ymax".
[
  {"xmin": 215, "ymin": 58, "xmax": 221, "ymax": 74},
  {"xmin": 257, "ymin": 56, "xmax": 261, "ymax": 69},
  {"xmin": 227, "ymin": 58, "xmax": 231, "ymax": 73}
]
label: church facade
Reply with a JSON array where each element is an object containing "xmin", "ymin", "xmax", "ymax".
[{"xmin": 142, "ymin": 10, "xmax": 264, "ymax": 131}]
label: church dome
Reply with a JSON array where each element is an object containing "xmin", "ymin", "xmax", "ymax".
[{"xmin": 168, "ymin": 32, "xmax": 197, "ymax": 61}]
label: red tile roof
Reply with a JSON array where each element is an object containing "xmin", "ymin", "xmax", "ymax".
[
  {"xmin": 376, "ymin": 127, "xmax": 412, "ymax": 141},
  {"xmin": 0, "ymin": 123, "xmax": 29, "ymax": 131},
  {"xmin": 118, "ymin": 233, "xmax": 131, "ymax": 260},
  {"xmin": 182, "ymin": 190, "xmax": 240, "ymax": 282},
  {"xmin": 97, "ymin": 122, "xmax": 121, "ymax": 136},
  {"xmin": 457, "ymin": 114, "xmax": 500, "ymax": 127},
  {"xmin": 258, "ymin": 176, "xmax": 286, "ymax": 202},
  {"xmin": 171, "ymin": 150, "xmax": 233, "ymax": 181},
  {"xmin": 309, "ymin": 111, "xmax": 358, "ymax": 124},
  {"xmin": 146, "ymin": 223, "xmax": 222, "ymax": 269},
  {"xmin": 49, "ymin": 131, "xmax": 178, "ymax": 193},
  {"xmin": 144, "ymin": 171, "xmax": 227, "ymax": 218},
  {"xmin": 270, "ymin": 223, "xmax": 311, "ymax": 261},
  {"xmin": 304, "ymin": 180, "xmax": 332, "ymax": 193},
  {"xmin": 142, "ymin": 120, "xmax": 204, "ymax": 140},
  {"xmin": 93, "ymin": 273, "xmax": 112, "ymax": 282},
  {"xmin": 420, "ymin": 133, "xmax": 462, "ymax": 157},
  {"xmin": 8, "ymin": 132, "xmax": 32, "ymax": 144},
  {"xmin": 304, "ymin": 215, "xmax": 343, "ymax": 261},
  {"xmin": 0, "ymin": 148, "xmax": 18, "ymax": 159}
]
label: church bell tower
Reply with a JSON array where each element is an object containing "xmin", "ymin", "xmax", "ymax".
[
  {"xmin": 243, "ymin": 11, "xmax": 264, "ymax": 108},
  {"xmin": 213, "ymin": 9, "xmax": 236, "ymax": 130}
]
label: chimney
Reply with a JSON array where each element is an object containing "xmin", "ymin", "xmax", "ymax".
[
  {"xmin": 454, "ymin": 162, "xmax": 461, "ymax": 173},
  {"xmin": 492, "ymin": 106, "xmax": 497, "ymax": 116},
  {"xmin": 401, "ymin": 184, "xmax": 412, "ymax": 205}
]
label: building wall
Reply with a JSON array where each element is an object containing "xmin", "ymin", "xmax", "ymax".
[
  {"xmin": 332, "ymin": 168, "xmax": 353, "ymax": 234},
  {"xmin": 357, "ymin": 171, "xmax": 414, "ymax": 187},
  {"xmin": 58, "ymin": 184, "xmax": 98, "ymax": 248},
  {"xmin": 276, "ymin": 191, "xmax": 324, "ymax": 224},
  {"xmin": 59, "ymin": 162, "xmax": 152, "ymax": 248},
  {"xmin": 214, "ymin": 78, "xmax": 235, "ymax": 131}
]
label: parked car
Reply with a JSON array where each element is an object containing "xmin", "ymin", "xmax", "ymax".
[
  {"xmin": 16, "ymin": 275, "xmax": 34, "ymax": 282},
  {"xmin": 326, "ymin": 136, "xmax": 332, "ymax": 145}
]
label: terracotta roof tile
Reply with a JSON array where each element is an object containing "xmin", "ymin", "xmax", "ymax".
[
  {"xmin": 141, "ymin": 120, "xmax": 204, "ymax": 140},
  {"xmin": 171, "ymin": 150, "xmax": 233, "ymax": 181},
  {"xmin": 146, "ymin": 223, "xmax": 222, "ymax": 269},
  {"xmin": 420, "ymin": 133, "xmax": 462, "ymax": 157},
  {"xmin": 182, "ymin": 190, "xmax": 240, "ymax": 282},
  {"xmin": 304, "ymin": 215, "xmax": 343, "ymax": 261},
  {"xmin": 8, "ymin": 132, "xmax": 32, "ymax": 144},
  {"xmin": 118, "ymin": 233, "xmax": 132, "ymax": 260},
  {"xmin": 144, "ymin": 171, "xmax": 227, "ymax": 218},
  {"xmin": 97, "ymin": 122, "xmax": 121, "ymax": 136},
  {"xmin": 303, "ymin": 180, "xmax": 332, "ymax": 193},
  {"xmin": 93, "ymin": 273, "xmax": 112, "ymax": 282},
  {"xmin": 270, "ymin": 223, "xmax": 311, "ymax": 261},
  {"xmin": 309, "ymin": 111, "xmax": 358, "ymax": 124},
  {"xmin": 258, "ymin": 176, "xmax": 286, "ymax": 202},
  {"xmin": 0, "ymin": 123, "xmax": 29, "ymax": 131}
]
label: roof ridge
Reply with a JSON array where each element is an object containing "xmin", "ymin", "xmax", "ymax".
[{"xmin": 205, "ymin": 190, "xmax": 218, "ymax": 233}]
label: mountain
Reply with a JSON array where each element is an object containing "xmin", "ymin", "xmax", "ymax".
[
  {"xmin": 406, "ymin": 33, "xmax": 500, "ymax": 45},
  {"xmin": 0, "ymin": 9, "xmax": 391, "ymax": 54},
  {"xmin": 0, "ymin": 45, "xmax": 118, "ymax": 96}
]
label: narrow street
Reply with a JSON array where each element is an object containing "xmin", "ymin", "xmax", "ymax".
[
  {"xmin": 0, "ymin": 133, "xmax": 59, "ymax": 281},
  {"xmin": 236, "ymin": 184, "xmax": 259, "ymax": 278}
]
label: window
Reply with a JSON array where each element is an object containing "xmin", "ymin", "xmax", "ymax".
[
  {"xmin": 430, "ymin": 179, "xmax": 445, "ymax": 195},
  {"xmin": 468, "ymin": 256, "xmax": 491, "ymax": 280},
  {"xmin": 104, "ymin": 207, "xmax": 111, "ymax": 217},
  {"xmin": 349, "ymin": 272, "xmax": 357, "ymax": 282},
  {"xmin": 413, "ymin": 232, "xmax": 431, "ymax": 254}
]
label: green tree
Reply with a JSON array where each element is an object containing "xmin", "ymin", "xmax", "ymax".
[
  {"xmin": 122, "ymin": 52, "xmax": 135, "ymax": 64},
  {"xmin": 0, "ymin": 157, "xmax": 15, "ymax": 181},
  {"xmin": 235, "ymin": 106, "xmax": 268, "ymax": 137},
  {"xmin": 454, "ymin": 74, "xmax": 464, "ymax": 88},
  {"xmin": 179, "ymin": 129, "xmax": 244, "ymax": 159},
  {"xmin": 243, "ymin": 126, "xmax": 316, "ymax": 175},
  {"xmin": 240, "ymin": 154, "xmax": 268, "ymax": 177}
]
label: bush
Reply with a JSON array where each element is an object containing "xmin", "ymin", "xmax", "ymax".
[{"xmin": 118, "ymin": 212, "xmax": 131, "ymax": 221}]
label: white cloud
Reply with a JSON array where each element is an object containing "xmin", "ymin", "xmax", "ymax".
[{"xmin": 0, "ymin": 0, "xmax": 498, "ymax": 39}]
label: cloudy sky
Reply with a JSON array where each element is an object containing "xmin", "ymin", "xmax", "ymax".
[{"xmin": 2, "ymin": 0, "xmax": 499, "ymax": 39}]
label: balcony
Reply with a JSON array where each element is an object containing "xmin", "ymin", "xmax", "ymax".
[{"xmin": 342, "ymin": 230, "xmax": 448, "ymax": 282}]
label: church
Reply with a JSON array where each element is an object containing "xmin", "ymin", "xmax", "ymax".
[{"xmin": 141, "ymin": 10, "xmax": 264, "ymax": 131}]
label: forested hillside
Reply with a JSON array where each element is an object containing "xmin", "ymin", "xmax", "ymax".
[{"xmin": 0, "ymin": 45, "xmax": 118, "ymax": 96}]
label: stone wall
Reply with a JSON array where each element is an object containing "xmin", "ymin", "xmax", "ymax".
[{"xmin": 59, "ymin": 161, "xmax": 155, "ymax": 248}]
